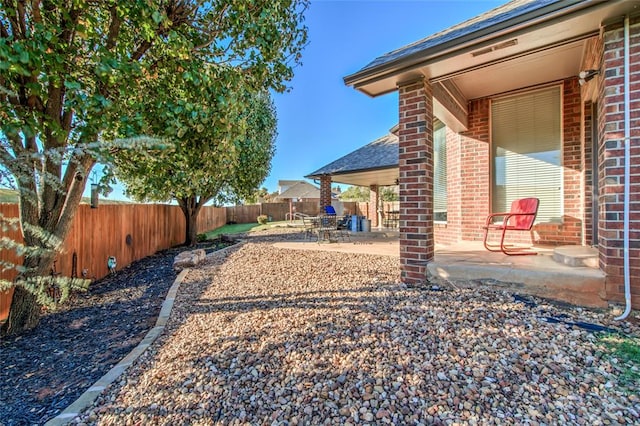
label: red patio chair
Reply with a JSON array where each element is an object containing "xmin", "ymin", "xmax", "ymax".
[{"xmin": 483, "ymin": 197, "xmax": 539, "ymax": 255}]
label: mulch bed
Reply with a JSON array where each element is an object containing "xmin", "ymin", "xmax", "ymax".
[{"xmin": 0, "ymin": 240, "xmax": 232, "ymax": 426}]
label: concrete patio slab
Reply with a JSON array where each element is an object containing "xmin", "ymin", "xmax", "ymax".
[
  {"xmin": 430, "ymin": 242, "xmax": 607, "ymax": 308},
  {"xmin": 273, "ymin": 235, "xmax": 607, "ymax": 308}
]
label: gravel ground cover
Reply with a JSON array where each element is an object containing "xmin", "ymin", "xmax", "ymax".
[
  {"xmin": 0, "ymin": 239, "xmax": 231, "ymax": 426},
  {"xmin": 72, "ymin": 229, "xmax": 640, "ymax": 425}
]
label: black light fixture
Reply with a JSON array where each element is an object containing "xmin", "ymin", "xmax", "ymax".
[{"xmin": 578, "ymin": 69, "xmax": 599, "ymax": 86}]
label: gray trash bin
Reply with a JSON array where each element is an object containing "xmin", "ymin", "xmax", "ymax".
[{"xmin": 361, "ymin": 218, "xmax": 371, "ymax": 232}]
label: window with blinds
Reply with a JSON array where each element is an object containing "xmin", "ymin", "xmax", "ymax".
[
  {"xmin": 491, "ymin": 86, "xmax": 562, "ymax": 223},
  {"xmin": 434, "ymin": 121, "xmax": 447, "ymax": 222}
]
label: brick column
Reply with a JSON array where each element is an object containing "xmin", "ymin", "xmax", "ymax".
[
  {"xmin": 398, "ymin": 78, "xmax": 434, "ymax": 284},
  {"xmin": 369, "ymin": 185, "xmax": 379, "ymax": 228},
  {"xmin": 319, "ymin": 175, "xmax": 332, "ymax": 210},
  {"xmin": 599, "ymin": 21, "xmax": 640, "ymax": 304}
]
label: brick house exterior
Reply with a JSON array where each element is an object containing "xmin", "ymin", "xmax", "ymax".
[{"xmin": 338, "ymin": 0, "xmax": 639, "ymax": 308}]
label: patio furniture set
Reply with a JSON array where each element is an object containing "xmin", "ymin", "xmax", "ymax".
[
  {"xmin": 301, "ymin": 206, "xmax": 351, "ymax": 243},
  {"xmin": 299, "ymin": 197, "xmax": 538, "ymax": 252}
]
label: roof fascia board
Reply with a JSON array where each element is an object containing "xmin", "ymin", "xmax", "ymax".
[{"xmin": 344, "ymin": 0, "xmax": 609, "ymax": 92}]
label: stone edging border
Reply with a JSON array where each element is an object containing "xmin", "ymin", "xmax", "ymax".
[{"xmin": 45, "ymin": 242, "xmax": 242, "ymax": 426}]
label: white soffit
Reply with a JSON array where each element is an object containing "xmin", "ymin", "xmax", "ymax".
[
  {"xmin": 353, "ymin": 1, "xmax": 638, "ymax": 98},
  {"xmin": 450, "ymin": 40, "xmax": 584, "ymax": 99},
  {"xmin": 328, "ymin": 168, "xmax": 399, "ymax": 187}
]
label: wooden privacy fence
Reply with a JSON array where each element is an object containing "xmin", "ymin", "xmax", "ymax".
[
  {"xmin": 1, "ymin": 200, "xmax": 399, "ymax": 320},
  {"xmin": 256, "ymin": 201, "xmax": 397, "ymax": 222},
  {"xmin": 0, "ymin": 203, "xmax": 227, "ymax": 321},
  {"xmin": 225, "ymin": 204, "xmax": 262, "ymax": 224},
  {"xmin": 262, "ymin": 201, "xmax": 323, "ymax": 220}
]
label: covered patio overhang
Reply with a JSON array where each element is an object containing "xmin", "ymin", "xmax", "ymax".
[
  {"xmin": 306, "ymin": 132, "xmax": 400, "ymax": 226},
  {"xmin": 308, "ymin": 166, "xmax": 398, "ymax": 188},
  {"xmin": 342, "ymin": 0, "xmax": 639, "ymax": 288},
  {"xmin": 344, "ymin": 0, "xmax": 634, "ymax": 131}
]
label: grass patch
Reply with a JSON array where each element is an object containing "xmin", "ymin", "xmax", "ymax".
[
  {"xmin": 203, "ymin": 220, "xmax": 292, "ymax": 239},
  {"xmin": 598, "ymin": 334, "xmax": 640, "ymax": 389}
]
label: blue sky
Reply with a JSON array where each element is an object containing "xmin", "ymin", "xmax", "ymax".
[
  {"xmin": 264, "ymin": 0, "xmax": 504, "ymax": 193},
  {"xmin": 101, "ymin": 0, "xmax": 504, "ymax": 200}
]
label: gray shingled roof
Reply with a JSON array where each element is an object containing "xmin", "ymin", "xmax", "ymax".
[
  {"xmin": 306, "ymin": 133, "xmax": 398, "ymax": 178},
  {"xmin": 350, "ymin": 0, "xmax": 562, "ymax": 77}
]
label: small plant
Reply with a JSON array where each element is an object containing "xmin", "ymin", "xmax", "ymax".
[
  {"xmin": 197, "ymin": 233, "xmax": 208, "ymax": 242},
  {"xmin": 598, "ymin": 333, "xmax": 640, "ymax": 391},
  {"xmin": 257, "ymin": 214, "xmax": 269, "ymax": 225}
]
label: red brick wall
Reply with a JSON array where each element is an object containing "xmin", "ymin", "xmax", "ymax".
[
  {"xmin": 598, "ymin": 19, "xmax": 640, "ymax": 304},
  {"xmin": 583, "ymin": 100, "xmax": 595, "ymax": 246},
  {"xmin": 369, "ymin": 185, "xmax": 379, "ymax": 228},
  {"xmin": 434, "ymin": 128, "xmax": 462, "ymax": 245},
  {"xmin": 549, "ymin": 77, "xmax": 583, "ymax": 245},
  {"xmin": 398, "ymin": 79, "xmax": 434, "ymax": 284},
  {"xmin": 319, "ymin": 175, "xmax": 332, "ymax": 210},
  {"xmin": 581, "ymin": 35, "xmax": 603, "ymax": 247},
  {"xmin": 459, "ymin": 98, "xmax": 491, "ymax": 241},
  {"xmin": 447, "ymin": 80, "xmax": 587, "ymax": 247}
]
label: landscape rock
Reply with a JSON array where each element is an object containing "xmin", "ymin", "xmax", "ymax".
[
  {"xmin": 172, "ymin": 249, "xmax": 206, "ymax": 271},
  {"xmin": 64, "ymin": 229, "xmax": 639, "ymax": 425}
]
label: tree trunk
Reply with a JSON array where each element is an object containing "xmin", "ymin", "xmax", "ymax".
[
  {"xmin": 1, "ymin": 251, "xmax": 57, "ymax": 337},
  {"xmin": 1, "ymin": 287, "xmax": 41, "ymax": 337},
  {"xmin": 185, "ymin": 210, "xmax": 199, "ymax": 246},
  {"xmin": 2, "ymin": 156, "xmax": 94, "ymax": 337},
  {"xmin": 178, "ymin": 196, "xmax": 203, "ymax": 246}
]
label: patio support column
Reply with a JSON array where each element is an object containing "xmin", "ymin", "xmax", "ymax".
[
  {"xmin": 369, "ymin": 184, "xmax": 380, "ymax": 228},
  {"xmin": 599, "ymin": 21, "xmax": 640, "ymax": 305},
  {"xmin": 398, "ymin": 77, "xmax": 434, "ymax": 284},
  {"xmin": 319, "ymin": 174, "xmax": 332, "ymax": 210}
]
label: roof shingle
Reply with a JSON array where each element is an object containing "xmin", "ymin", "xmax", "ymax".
[{"xmin": 306, "ymin": 133, "xmax": 398, "ymax": 178}]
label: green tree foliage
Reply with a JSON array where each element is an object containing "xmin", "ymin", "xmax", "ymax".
[
  {"xmin": 381, "ymin": 186, "xmax": 399, "ymax": 202},
  {"xmin": 247, "ymin": 187, "xmax": 270, "ymax": 204},
  {"xmin": 339, "ymin": 185, "xmax": 370, "ymax": 202},
  {"xmin": 109, "ymin": 90, "xmax": 278, "ymax": 246},
  {"xmin": 0, "ymin": 0, "xmax": 308, "ymax": 336}
]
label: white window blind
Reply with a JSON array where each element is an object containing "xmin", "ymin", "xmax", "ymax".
[
  {"xmin": 433, "ymin": 121, "xmax": 447, "ymax": 222},
  {"xmin": 491, "ymin": 86, "xmax": 562, "ymax": 223}
]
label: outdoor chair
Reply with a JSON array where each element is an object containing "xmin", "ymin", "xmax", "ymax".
[
  {"xmin": 323, "ymin": 205, "xmax": 351, "ymax": 241},
  {"xmin": 316, "ymin": 214, "xmax": 338, "ymax": 243},
  {"xmin": 324, "ymin": 205, "xmax": 337, "ymax": 215},
  {"xmin": 482, "ymin": 197, "xmax": 539, "ymax": 255},
  {"xmin": 302, "ymin": 215, "xmax": 320, "ymax": 240}
]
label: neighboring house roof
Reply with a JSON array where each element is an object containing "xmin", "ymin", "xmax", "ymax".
[
  {"xmin": 278, "ymin": 179, "xmax": 305, "ymax": 188},
  {"xmin": 306, "ymin": 133, "xmax": 399, "ymax": 187},
  {"xmin": 276, "ymin": 181, "xmax": 322, "ymax": 200}
]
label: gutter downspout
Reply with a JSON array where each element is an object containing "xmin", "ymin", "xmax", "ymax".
[{"xmin": 615, "ymin": 15, "xmax": 632, "ymax": 321}]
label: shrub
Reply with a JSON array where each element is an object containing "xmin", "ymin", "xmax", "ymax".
[
  {"xmin": 197, "ymin": 233, "xmax": 208, "ymax": 242},
  {"xmin": 257, "ymin": 214, "xmax": 269, "ymax": 225}
]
